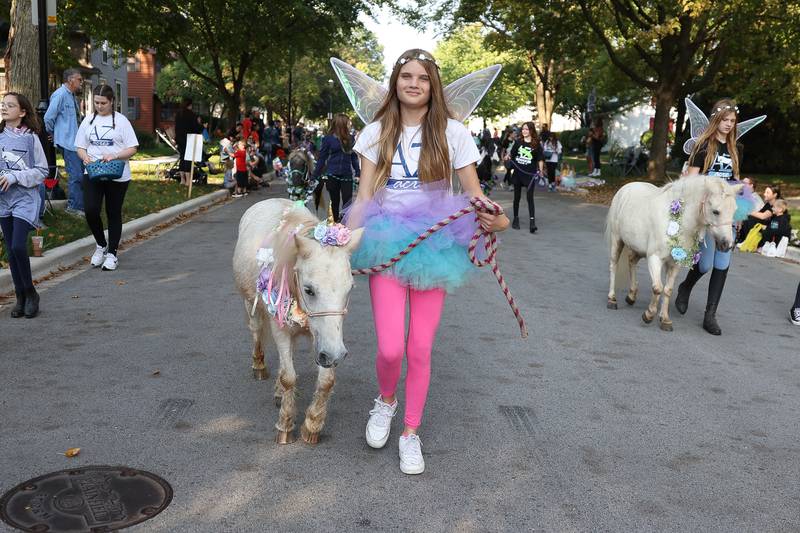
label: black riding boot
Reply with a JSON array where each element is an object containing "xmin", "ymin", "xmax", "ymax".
[
  {"xmin": 10, "ymin": 290, "xmax": 25, "ymax": 318},
  {"xmin": 702, "ymin": 268, "xmax": 728, "ymax": 335},
  {"xmin": 511, "ymin": 216, "xmax": 520, "ymax": 230},
  {"xmin": 529, "ymin": 217, "xmax": 537, "ymax": 233},
  {"xmin": 24, "ymin": 287, "xmax": 39, "ymax": 319},
  {"xmin": 674, "ymin": 264, "xmax": 704, "ymax": 315}
]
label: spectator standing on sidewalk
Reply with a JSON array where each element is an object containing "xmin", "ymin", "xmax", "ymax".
[
  {"xmin": 542, "ymin": 132, "xmax": 562, "ymax": 192},
  {"xmin": 174, "ymin": 97, "xmax": 202, "ymax": 187},
  {"xmin": 0, "ymin": 92, "xmax": 49, "ymax": 318},
  {"xmin": 75, "ymin": 85, "xmax": 139, "ymax": 272},
  {"xmin": 44, "ymin": 68, "xmax": 85, "ymax": 216},
  {"xmin": 505, "ymin": 121, "xmax": 544, "ymax": 233}
]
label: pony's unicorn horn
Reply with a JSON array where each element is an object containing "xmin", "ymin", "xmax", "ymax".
[{"xmin": 327, "ymin": 203, "xmax": 335, "ymax": 225}]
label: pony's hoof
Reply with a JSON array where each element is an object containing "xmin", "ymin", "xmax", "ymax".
[
  {"xmin": 625, "ymin": 295, "xmax": 636, "ymax": 306},
  {"xmin": 659, "ymin": 320, "xmax": 673, "ymax": 332},
  {"xmin": 607, "ymin": 300, "xmax": 618, "ymax": 310},
  {"xmin": 301, "ymin": 426, "xmax": 320, "ymax": 444},
  {"xmin": 642, "ymin": 311, "xmax": 654, "ymax": 324},
  {"xmin": 252, "ymin": 367, "xmax": 269, "ymax": 380},
  {"xmin": 275, "ymin": 430, "xmax": 295, "ymax": 444}
]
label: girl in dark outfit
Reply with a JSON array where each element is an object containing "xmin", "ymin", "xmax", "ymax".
[
  {"xmin": 674, "ymin": 98, "xmax": 744, "ymax": 335},
  {"xmin": 174, "ymin": 97, "xmax": 203, "ymax": 186},
  {"xmin": 505, "ymin": 122, "xmax": 544, "ymax": 233},
  {"xmin": 312, "ymin": 114, "xmax": 360, "ymax": 222}
]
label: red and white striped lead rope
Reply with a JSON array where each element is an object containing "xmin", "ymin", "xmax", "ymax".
[{"xmin": 352, "ymin": 197, "xmax": 528, "ymax": 338}]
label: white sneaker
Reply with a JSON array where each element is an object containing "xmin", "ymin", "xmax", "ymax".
[
  {"xmin": 101, "ymin": 253, "xmax": 118, "ymax": 271},
  {"xmin": 90, "ymin": 245, "xmax": 107, "ymax": 267},
  {"xmin": 398, "ymin": 434, "xmax": 425, "ymax": 474},
  {"xmin": 365, "ymin": 396, "xmax": 397, "ymax": 449}
]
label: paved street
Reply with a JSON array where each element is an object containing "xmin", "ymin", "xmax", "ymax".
[{"xmin": 2, "ymin": 184, "xmax": 799, "ymax": 532}]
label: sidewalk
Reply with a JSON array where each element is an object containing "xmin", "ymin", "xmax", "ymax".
[{"xmin": 0, "ymin": 188, "xmax": 229, "ymax": 295}]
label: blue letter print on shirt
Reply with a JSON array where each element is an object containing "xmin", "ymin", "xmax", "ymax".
[
  {"xmin": 90, "ymin": 125, "xmax": 115, "ymax": 147},
  {"xmin": 387, "ymin": 142, "xmax": 422, "ymax": 190}
]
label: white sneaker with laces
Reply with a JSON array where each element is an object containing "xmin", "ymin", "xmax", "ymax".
[
  {"xmin": 90, "ymin": 245, "xmax": 107, "ymax": 267},
  {"xmin": 398, "ymin": 433, "xmax": 425, "ymax": 474},
  {"xmin": 365, "ymin": 396, "xmax": 397, "ymax": 449},
  {"xmin": 790, "ymin": 308, "xmax": 800, "ymax": 326},
  {"xmin": 101, "ymin": 253, "xmax": 118, "ymax": 271}
]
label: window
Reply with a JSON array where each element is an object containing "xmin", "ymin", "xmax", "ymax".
[
  {"xmin": 101, "ymin": 41, "xmax": 109, "ymax": 64},
  {"xmin": 115, "ymin": 81, "xmax": 122, "ymax": 112},
  {"xmin": 127, "ymin": 56, "xmax": 141, "ymax": 72},
  {"xmin": 128, "ymin": 97, "xmax": 141, "ymax": 121}
]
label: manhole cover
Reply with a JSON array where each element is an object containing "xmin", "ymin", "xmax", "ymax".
[{"xmin": 0, "ymin": 466, "xmax": 172, "ymax": 533}]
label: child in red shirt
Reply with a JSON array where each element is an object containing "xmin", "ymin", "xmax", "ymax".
[{"xmin": 233, "ymin": 139, "xmax": 249, "ymax": 197}]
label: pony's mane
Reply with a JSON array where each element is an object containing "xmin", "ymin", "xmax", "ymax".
[
  {"xmin": 269, "ymin": 207, "xmax": 320, "ymax": 283},
  {"xmin": 662, "ymin": 175, "xmax": 724, "ymax": 203}
]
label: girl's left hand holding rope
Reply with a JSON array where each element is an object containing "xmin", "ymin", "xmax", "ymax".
[{"xmin": 476, "ymin": 198, "xmax": 510, "ymax": 232}]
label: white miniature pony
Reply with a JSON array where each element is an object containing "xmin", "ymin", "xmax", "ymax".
[
  {"xmin": 233, "ymin": 198, "xmax": 362, "ymax": 444},
  {"xmin": 606, "ymin": 175, "xmax": 742, "ymax": 331}
]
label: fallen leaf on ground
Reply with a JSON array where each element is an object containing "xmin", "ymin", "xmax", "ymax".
[
  {"xmin": 63, "ymin": 447, "xmax": 81, "ymax": 457},
  {"xmin": 116, "ymin": 280, "xmax": 127, "ymax": 286}
]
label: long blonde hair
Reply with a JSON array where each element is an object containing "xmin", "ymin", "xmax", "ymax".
[
  {"xmin": 688, "ymin": 98, "xmax": 740, "ymax": 178},
  {"xmin": 371, "ymin": 49, "xmax": 452, "ymax": 195}
]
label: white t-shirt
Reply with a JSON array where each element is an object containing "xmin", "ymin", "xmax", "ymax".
[
  {"xmin": 543, "ymin": 139, "xmax": 562, "ymax": 163},
  {"xmin": 75, "ymin": 112, "xmax": 139, "ymax": 181},
  {"xmin": 354, "ymin": 118, "xmax": 480, "ymax": 210}
]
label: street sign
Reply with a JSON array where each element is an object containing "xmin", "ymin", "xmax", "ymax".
[{"xmin": 31, "ymin": 0, "xmax": 57, "ymax": 26}]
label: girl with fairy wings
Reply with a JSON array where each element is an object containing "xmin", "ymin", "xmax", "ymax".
[
  {"xmin": 674, "ymin": 97, "xmax": 765, "ymax": 335},
  {"xmin": 333, "ymin": 50, "xmax": 508, "ymax": 474}
]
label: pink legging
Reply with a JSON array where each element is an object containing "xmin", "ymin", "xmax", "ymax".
[{"xmin": 369, "ymin": 274, "xmax": 446, "ymax": 428}]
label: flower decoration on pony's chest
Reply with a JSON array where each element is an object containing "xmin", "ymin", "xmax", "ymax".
[
  {"xmin": 253, "ymin": 216, "xmax": 352, "ymax": 329},
  {"xmin": 666, "ymin": 199, "xmax": 703, "ymax": 267}
]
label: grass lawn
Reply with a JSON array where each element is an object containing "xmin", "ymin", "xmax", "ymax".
[{"xmin": 1, "ymin": 169, "xmax": 225, "ymax": 265}]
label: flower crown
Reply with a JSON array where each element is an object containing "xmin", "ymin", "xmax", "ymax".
[
  {"xmin": 710, "ymin": 104, "xmax": 739, "ymax": 117},
  {"xmin": 397, "ymin": 53, "xmax": 439, "ymax": 70},
  {"xmin": 311, "ymin": 222, "xmax": 351, "ymax": 247}
]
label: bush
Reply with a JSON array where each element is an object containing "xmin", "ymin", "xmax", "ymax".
[
  {"xmin": 136, "ymin": 130, "xmax": 157, "ymax": 149},
  {"xmin": 558, "ymin": 128, "xmax": 589, "ymax": 153}
]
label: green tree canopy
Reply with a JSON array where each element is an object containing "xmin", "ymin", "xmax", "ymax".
[{"xmin": 434, "ymin": 24, "xmax": 527, "ymax": 121}]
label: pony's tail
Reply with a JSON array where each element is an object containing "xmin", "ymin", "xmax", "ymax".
[
  {"xmin": 615, "ymin": 245, "xmax": 631, "ymax": 291},
  {"xmin": 605, "ymin": 206, "xmax": 630, "ymax": 292}
]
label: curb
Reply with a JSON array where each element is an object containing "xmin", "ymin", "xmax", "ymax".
[{"xmin": 1, "ymin": 189, "xmax": 229, "ymax": 294}]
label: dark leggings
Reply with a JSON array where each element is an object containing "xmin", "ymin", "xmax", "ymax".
[
  {"xmin": 546, "ymin": 162, "xmax": 558, "ymax": 184},
  {"xmin": 0, "ymin": 216, "xmax": 34, "ymax": 291},
  {"xmin": 83, "ymin": 176, "xmax": 130, "ymax": 255},
  {"xmin": 326, "ymin": 176, "xmax": 353, "ymax": 222},
  {"xmin": 591, "ymin": 140, "xmax": 602, "ymax": 170},
  {"xmin": 511, "ymin": 170, "xmax": 535, "ymax": 219},
  {"xmin": 794, "ymin": 282, "xmax": 800, "ymax": 309}
]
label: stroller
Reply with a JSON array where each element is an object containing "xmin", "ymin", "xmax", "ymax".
[{"xmin": 155, "ymin": 128, "xmax": 209, "ymax": 185}]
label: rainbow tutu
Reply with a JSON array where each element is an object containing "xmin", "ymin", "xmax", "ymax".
[{"xmin": 345, "ymin": 187, "xmax": 481, "ymax": 292}]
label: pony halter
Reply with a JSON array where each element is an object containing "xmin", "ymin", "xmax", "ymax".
[{"xmin": 293, "ymin": 270, "xmax": 349, "ymax": 318}]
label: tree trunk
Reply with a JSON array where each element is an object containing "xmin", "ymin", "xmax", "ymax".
[
  {"xmin": 5, "ymin": 0, "xmax": 41, "ymax": 101},
  {"xmin": 225, "ymin": 94, "xmax": 239, "ymax": 126},
  {"xmin": 647, "ymin": 87, "xmax": 675, "ymax": 180},
  {"xmin": 535, "ymin": 85, "xmax": 555, "ymax": 131}
]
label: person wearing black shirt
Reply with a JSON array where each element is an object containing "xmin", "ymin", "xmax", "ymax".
[
  {"xmin": 505, "ymin": 122, "xmax": 544, "ymax": 233},
  {"xmin": 174, "ymin": 97, "xmax": 203, "ymax": 187},
  {"xmin": 674, "ymin": 98, "xmax": 745, "ymax": 335},
  {"xmin": 736, "ymin": 185, "xmax": 781, "ymax": 243}
]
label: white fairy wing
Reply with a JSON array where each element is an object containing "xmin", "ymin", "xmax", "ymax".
[
  {"xmin": 330, "ymin": 58, "xmax": 387, "ymax": 124},
  {"xmin": 443, "ymin": 65, "xmax": 502, "ymax": 122},
  {"xmin": 736, "ymin": 115, "xmax": 767, "ymax": 140},
  {"xmin": 683, "ymin": 97, "xmax": 709, "ymax": 155}
]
